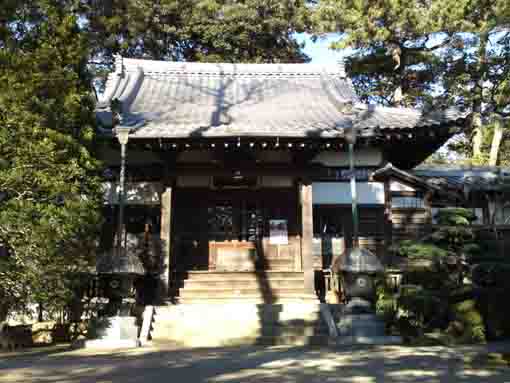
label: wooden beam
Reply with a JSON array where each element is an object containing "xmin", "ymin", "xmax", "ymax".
[
  {"xmin": 300, "ymin": 182, "xmax": 315, "ymax": 297},
  {"xmin": 159, "ymin": 185, "xmax": 172, "ymax": 299}
]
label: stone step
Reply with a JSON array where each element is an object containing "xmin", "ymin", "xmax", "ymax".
[
  {"xmin": 178, "ymin": 288, "xmax": 306, "ymax": 299},
  {"xmin": 150, "ymin": 334, "xmax": 333, "ymax": 347},
  {"xmin": 336, "ymin": 314, "xmax": 386, "ymax": 323},
  {"xmin": 151, "ymin": 323, "xmax": 328, "ymax": 339},
  {"xmin": 177, "ymin": 297, "xmax": 315, "ymax": 304},
  {"xmin": 260, "ymin": 258, "xmax": 295, "ymax": 268},
  {"xmin": 183, "ymin": 271, "xmax": 304, "ymax": 281},
  {"xmin": 183, "ymin": 278, "xmax": 305, "ymax": 289},
  {"xmin": 148, "ymin": 302, "xmax": 330, "ymax": 347},
  {"xmin": 253, "ymin": 335, "xmax": 332, "ymax": 346},
  {"xmin": 337, "ymin": 314, "xmax": 386, "ymax": 337},
  {"xmin": 153, "ymin": 313, "xmax": 325, "ymax": 326}
]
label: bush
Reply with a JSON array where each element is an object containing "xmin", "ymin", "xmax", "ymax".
[
  {"xmin": 404, "ymin": 268, "xmax": 449, "ymax": 290},
  {"xmin": 448, "ymin": 285, "xmax": 475, "ymax": 304},
  {"xmin": 477, "ymin": 290, "xmax": 510, "ymax": 340},
  {"xmin": 396, "ymin": 315, "xmax": 423, "ymax": 341},
  {"xmin": 434, "ymin": 208, "xmax": 477, "ymax": 226},
  {"xmin": 392, "ymin": 240, "xmax": 448, "ymax": 260},
  {"xmin": 472, "ymin": 262, "xmax": 510, "ymax": 289},
  {"xmin": 375, "ymin": 279, "xmax": 398, "ymax": 329},
  {"xmin": 398, "ymin": 287, "xmax": 444, "ymax": 329},
  {"xmin": 450, "ymin": 300, "xmax": 486, "ymax": 344}
]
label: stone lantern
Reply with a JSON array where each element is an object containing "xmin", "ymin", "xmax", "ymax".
[
  {"xmin": 331, "ymin": 121, "xmax": 388, "ymax": 343},
  {"xmin": 82, "ymin": 126, "xmax": 145, "ymax": 349}
]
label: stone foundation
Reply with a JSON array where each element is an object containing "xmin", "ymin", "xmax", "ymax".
[{"xmin": 150, "ymin": 302, "xmax": 329, "ymax": 348}]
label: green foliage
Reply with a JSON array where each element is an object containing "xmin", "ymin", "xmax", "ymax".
[
  {"xmin": 313, "ymin": 0, "xmax": 510, "ymax": 162},
  {"xmin": 472, "ymin": 262, "xmax": 510, "ymax": 289},
  {"xmin": 404, "ymin": 269, "xmax": 449, "ymax": 290},
  {"xmin": 394, "ymin": 208, "xmax": 480, "ymax": 265},
  {"xmin": 0, "ymin": 2, "xmax": 102, "ymax": 316},
  {"xmin": 482, "ymin": 290, "xmax": 510, "ymax": 340},
  {"xmin": 80, "ymin": 0, "xmax": 310, "ymax": 68},
  {"xmin": 398, "ymin": 286, "xmax": 443, "ymax": 326},
  {"xmin": 375, "ymin": 280, "xmax": 397, "ymax": 325},
  {"xmin": 450, "ymin": 300, "xmax": 486, "ymax": 343},
  {"xmin": 392, "ymin": 240, "xmax": 448, "ymax": 260},
  {"xmin": 434, "ymin": 208, "xmax": 477, "ymax": 226}
]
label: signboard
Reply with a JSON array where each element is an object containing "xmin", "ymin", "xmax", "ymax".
[
  {"xmin": 326, "ymin": 168, "xmax": 373, "ymax": 181},
  {"xmin": 269, "ymin": 219, "xmax": 288, "ymax": 245}
]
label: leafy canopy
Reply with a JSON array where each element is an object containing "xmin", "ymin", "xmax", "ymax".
[
  {"xmin": 313, "ymin": 0, "xmax": 510, "ymax": 163},
  {"xmin": 0, "ymin": 1, "xmax": 102, "ymax": 317}
]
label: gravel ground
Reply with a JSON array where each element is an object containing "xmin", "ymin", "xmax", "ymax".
[{"xmin": 1, "ymin": 343, "xmax": 509, "ymax": 383}]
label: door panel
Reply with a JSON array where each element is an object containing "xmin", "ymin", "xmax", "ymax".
[{"xmin": 173, "ymin": 188, "xmax": 298, "ymax": 271}]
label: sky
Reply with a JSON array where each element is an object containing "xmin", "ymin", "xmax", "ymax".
[{"xmin": 295, "ymin": 33, "xmax": 349, "ymax": 64}]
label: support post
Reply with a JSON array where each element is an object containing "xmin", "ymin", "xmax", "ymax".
[
  {"xmin": 383, "ymin": 180, "xmax": 393, "ymax": 264},
  {"xmin": 116, "ymin": 142, "xmax": 127, "ymax": 267},
  {"xmin": 348, "ymin": 142, "xmax": 359, "ymax": 248},
  {"xmin": 159, "ymin": 185, "xmax": 172, "ymax": 299},
  {"xmin": 300, "ymin": 182, "xmax": 315, "ymax": 296}
]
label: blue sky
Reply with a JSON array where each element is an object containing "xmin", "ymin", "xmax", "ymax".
[{"xmin": 295, "ymin": 33, "xmax": 350, "ymax": 64}]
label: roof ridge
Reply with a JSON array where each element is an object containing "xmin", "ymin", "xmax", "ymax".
[{"xmin": 119, "ymin": 57, "xmax": 346, "ymax": 77}]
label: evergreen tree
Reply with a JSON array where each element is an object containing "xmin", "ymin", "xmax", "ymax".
[
  {"xmin": 80, "ymin": 0, "xmax": 311, "ymax": 65},
  {"xmin": 0, "ymin": 1, "xmax": 102, "ymax": 318},
  {"xmin": 313, "ymin": 0, "xmax": 510, "ymax": 163}
]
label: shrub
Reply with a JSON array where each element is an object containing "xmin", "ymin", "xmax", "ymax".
[
  {"xmin": 477, "ymin": 290, "xmax": 510, "ymax": 340},
  {"xmin": 404, "ymin": 268, "xmax": 449, "ymax": 290},
  {"xmin": 472, "ymin": 262, "xmax": 510, "ymax": 289},
  {"xmin": 451, "ymin": 300, "xmax": 486, "ymax": 343},
  {"xmin": 375, "ymin": 279, "xmax": 398, "ymax": 326},
  {"xmin": 392, "ymin": 240, "xmax": 448, "ymax": 260},
  {"xmin": 434, "ymin": 208, "xmax": 477, "ymax": 226},
  {"xmin": 401, "ymin": 288, "xmax": 443, "ymax": 321}
]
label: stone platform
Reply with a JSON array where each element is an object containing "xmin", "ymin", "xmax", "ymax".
[
  {"xmin": 336, "ymin": 313, "xmax": 401, "ymax": 345},
  {"xmin": 150, "ymin": 302, "xmax": 330, "ymax": 348},
  {"xmin": 149, "ymin": 302, "xmax": 402, "ymax": 348},
  {"xmin": 75, "ymin": 316, "xmax": 141, "ymax": 349}
]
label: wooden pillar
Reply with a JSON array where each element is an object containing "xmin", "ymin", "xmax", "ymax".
[
  {"xmin": 300, "ymin": 182, "xmax": 315, "ymax": 296},
  {"xmin": 383, "ymin": 180, "xmax": 393, "ymax": 264},
  {"xmin": 159, "ymin": 185, "xmax": 172, "ymax": 299}
]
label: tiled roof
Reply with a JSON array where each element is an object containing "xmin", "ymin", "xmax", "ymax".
[
  {"xmin": 96, "ymin": 56, "xmax": 467, "ymax": 139},
  {"xmin": 413, "ymin": 166, "xmax": 510, "ymax": 191},
  {"xmin": 373, "ymin": 163, "xmax": 510, "ymax": 194}
]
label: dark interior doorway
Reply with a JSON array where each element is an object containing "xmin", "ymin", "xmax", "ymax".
[{"xmin": 172, "ymin": 188, "xmax": 299, "ymax": 271}]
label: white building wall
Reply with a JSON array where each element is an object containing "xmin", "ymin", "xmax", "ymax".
[
  {"xmin": 390, "ymin": 180, "xmax": 416, "ymax": 192},
  {"xmin": 311, "ymin": 148, "xmax": 383, "ymax": 167},
  {"xmin": 312, "ymin": 182, "xmax": 385, "ymax": 205}
]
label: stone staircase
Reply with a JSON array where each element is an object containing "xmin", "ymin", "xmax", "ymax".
[
  {"xmin": 149, "ymin": 302, "xmax": 330, "ymax": 347},
  {"xmin": 146, "ymin": 302, "xmax": 401, "ymax": 347},
  {"xmin": 144, "ymin": 271, "xmax": 401, "ymax": 347},
  {"xmin": 176, "ymin": 271, "xmax": 309, "ymax": 303}
]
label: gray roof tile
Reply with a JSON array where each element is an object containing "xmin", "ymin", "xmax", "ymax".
[{"xmin": 97, "ymin": 56, "xmax": 467, "ymax": 139}]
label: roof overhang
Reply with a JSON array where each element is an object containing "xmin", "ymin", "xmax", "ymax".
[{"xmin": 96, "ymin": 56, "xmax": 467, "ymax": 159}]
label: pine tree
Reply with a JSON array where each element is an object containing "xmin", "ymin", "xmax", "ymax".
[{"xmin": 313, "ymin": 0, "xmax": 510, "ymax": 163}]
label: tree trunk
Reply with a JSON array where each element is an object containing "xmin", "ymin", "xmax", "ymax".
[
  {"xmin": 472, "ymin": 112, "xmax": 483, "ymax": 158},
  {"xmin": 391, "ymin": 45, "xmax": 404, "ymax": 106},
  {"xmin": 471, "ymin": 31, "xmax": 489, "ymax": 159},
  {"xmin": 489, "ymin": 116, "xmax": 504, "ymax": 166},
  {"xmin": 0, "ymin": 294, "xmax": 9, "ymax": 323}
]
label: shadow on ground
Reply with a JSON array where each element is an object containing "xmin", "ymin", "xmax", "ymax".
[{"xmin": 1, "ymin": 343, "xmax": 510, "ymax": 383}]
